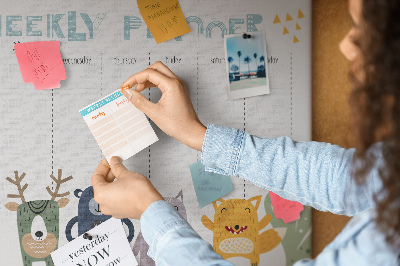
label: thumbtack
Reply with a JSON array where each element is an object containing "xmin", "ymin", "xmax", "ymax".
[
  {"xmin": 120, "ymin": 85, "xmax": 130, "ymax": 93},
  {"xmin": 83, "ymin": 232, "xmax": 95, "ymax": 240},
  {"xmin": 242, "ymin": 33, "xmax": 251, "ymax": 39}
]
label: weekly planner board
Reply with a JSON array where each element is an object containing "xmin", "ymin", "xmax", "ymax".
[{"xmin": 0, "ymin": 0, "xmax": 312, "ymax": 265}]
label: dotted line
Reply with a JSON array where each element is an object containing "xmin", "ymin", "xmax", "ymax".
[
  {"xmin": 290, "ymin": 53, "xmax": 293, "ymax": 137},
  {"xmin": 100, "ymin": 54, "xmax": 103, "ymax": 160},
  {"xmin": 51, "ymin": 89, "xmax": 54, "ymax": 189},
  {"xmin": 52, "ymin": 90, "xmax": 54, "ymax": 174},
  {"xmin": 244, "ymin": 97, "xmax": 246, "ymax": 198},
  {"xmin": 196, "ymin": 54, "xmax": 199, "ymax": 161},
  {"xmin": 148, "ymin": 53, "xmax": 151, "ymax": 178}
]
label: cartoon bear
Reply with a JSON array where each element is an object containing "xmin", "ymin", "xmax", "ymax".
[
  {"xmin": 132, "ymin": 190, "xmax": 187, "ymax": 266},
  {"xmin": 65, "ymin": 186, "xmax": 134, "ymax": 242},
  {"xmin": 201, "ymin": 196, "xmax": 283, "ymax": 266}
]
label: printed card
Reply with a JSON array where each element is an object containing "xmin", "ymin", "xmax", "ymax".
[
  {"xmin": 79, "ymin": 90, "xmax": 158, "ymax": 162},
  {"xmin": 189, "ymin": 161, "xmax": 233, "ymax": 208},
  {"xmin": 51, "ymin": 218, "xmax": 137, "ymax": 266}
]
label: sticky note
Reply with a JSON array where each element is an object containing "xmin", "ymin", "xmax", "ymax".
[
  {"xmin": 270, "ymin": 192, "xmax": 304, "ymax": 223},
  {"xmin": 137, "ymin": 0, "xmax": 191, "ymax": 44},
  {"xmin": 14, "ymin": 41, "xmax": 66, "ymax": 90},
  {"xmin": 79, "ymin": 90, "xmax": 158, "ymax": 162},
  {"xmin": 189, "ymin": 161, "xmax": 233, "ymax": 208},
  {"xmin": 51, "ymin": 218, "xmax": 138, "ymax": 266}
]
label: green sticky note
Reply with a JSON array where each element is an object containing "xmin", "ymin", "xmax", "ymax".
[{"xmin": 189, "ymin": 161, "xmax": 233, "ymax": 208}]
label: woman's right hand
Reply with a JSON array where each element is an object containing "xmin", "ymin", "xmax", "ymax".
[{"xmin": 120, "ymin": 61, "xmax": 206, "ymax": 151}]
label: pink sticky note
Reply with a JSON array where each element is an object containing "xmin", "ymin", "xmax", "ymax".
[
  {"xmin": 14, "ymin": 41, "xmax": 66, "ymax": 90},
  {"xmin": 270, "ymin": 191, "xmax": 304, "ymax": 223}
]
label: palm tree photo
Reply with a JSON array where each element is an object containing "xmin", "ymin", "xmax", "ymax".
[
  {"xmin": 228, "ymin": 56, "xmax": 233, "ymax": 73},
  {"xmin": 237, "ymin": 51, "xmax": 242, "ymax": 78},
  {"xmin": 260, "ymin": 55, "xmax": 265, "ymax": 71},
  {"xmin": 244, "ymin": 56, "xmax": 251, "ymax": 78},
  {"xmin": 253, "ymin": 53, "xmax": 258, "ymax": 75}
]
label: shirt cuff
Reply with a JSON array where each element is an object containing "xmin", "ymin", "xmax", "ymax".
[
  {"xmin": 140, "ymin": 200, "xmax": 190, "ymax": 259},
  {"xmin": 201, "ymin": 124, "xmax": 245, "ymax": 176}
]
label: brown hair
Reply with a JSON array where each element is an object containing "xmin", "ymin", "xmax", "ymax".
[{"xmin": 350, "ymin": 0, "xmax": 400, "ymax": 252}]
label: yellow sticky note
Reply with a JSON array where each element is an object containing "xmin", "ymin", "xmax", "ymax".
[{"xmin": 137, "ymin": 0, "xmax": 191, "ymax": 44}]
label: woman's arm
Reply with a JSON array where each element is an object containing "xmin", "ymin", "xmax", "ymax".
[
  {"xmin": 119, "ymin": 62, "xmax": 382, "ymax": 216},
  {"xmin": 141, "ymin": 201, "xmax": 234, "ymax": 266},
  {"xmin": 91, "ymin": 158, "xmax": 233, "ymax": 266},
  {"xmin": 202, "ymin": 124, "xmax": 383, "ymax": 216}
]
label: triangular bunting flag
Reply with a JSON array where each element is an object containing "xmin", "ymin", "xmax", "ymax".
[
  {"xmin": 298, "ymin": 9, "xmax": 305, "ymax": 19},
  {"xmin": 286, "ymin": 13, "xmax": 293, "ymax": 21},
  {"xmin": 273, "ymin": 14, "xmax": 281, "ymax": 24},
  {"xmin": 293, "ymin": 35, "xmax": 300, "ymax": 43},
  {"xmin": 283, "ymin": 27, "xmax": 289, "ymax": 35},
  {"xmin": 296, "ymin": 23, "xmax": 302, "ymax": 30}
]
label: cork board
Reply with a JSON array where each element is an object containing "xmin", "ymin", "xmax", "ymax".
[{"xmin": 312, "ymin": 0, "xmax": 353, "ymax": 257}]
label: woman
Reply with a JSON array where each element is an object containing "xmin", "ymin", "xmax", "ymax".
[{"xmin": 91, "ymin": 0, "xmax": 400, "ymax": 264}]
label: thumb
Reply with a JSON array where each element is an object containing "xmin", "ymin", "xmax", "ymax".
[
  {"xmin": 122, "ymin": 89, "xmax": 155, "ymax": 117},
  {"xmin": 109, "ymin": 156, "xmax": 129, "ymax": 178}
]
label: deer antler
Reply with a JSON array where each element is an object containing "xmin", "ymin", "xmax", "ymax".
[
  {"xmin": 6, "ymin": 171, "xmax": 28, "ymax": 203},
  {"xmin": 46, "ymin": 169, "xmax": 73, "ymax": 201}
]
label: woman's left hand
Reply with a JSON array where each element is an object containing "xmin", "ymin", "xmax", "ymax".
[{"xmin": 91, "ymin": 157, "xmax": 164, "ymax": 219}]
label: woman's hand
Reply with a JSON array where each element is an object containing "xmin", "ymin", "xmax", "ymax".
[
  {"xmin": 91, "ymin": 157, "xmax": 164, "ymax": 220},
  {"xmin": 120, "ymin": 61, "xmax": 206, "ymax": 152}
]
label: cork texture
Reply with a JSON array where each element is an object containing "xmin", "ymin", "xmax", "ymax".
[{"xmin": 312, "ymin": 0, "xmax": 353, "ymax": 257}]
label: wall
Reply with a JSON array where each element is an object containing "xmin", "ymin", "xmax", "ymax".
[{"xmin": 312, "ymin": 0, "xmax": 353, "ymax": 257}]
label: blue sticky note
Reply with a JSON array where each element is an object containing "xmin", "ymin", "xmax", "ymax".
[{"xmin": 189, "ymin": 161, "xmax": 233, "ymax": 208}]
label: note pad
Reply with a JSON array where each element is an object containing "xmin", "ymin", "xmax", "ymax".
[
  {"xmin": 79, "ymin": 90, "xmax": 158, "ymax": 162},
  {"xmin": 14, "ymin": 41, "xmax": 67, "ymax": 90},
  {"xmin": 189, "ymin": 161, "xmax": 233, "ymax": 208}
]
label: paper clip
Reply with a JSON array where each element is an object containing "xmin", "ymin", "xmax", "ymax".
[
  {"xmin": 83, "ymin": 232, "xmax": 96, "ymax": 241},
  {"xmin": 243, "ymin": 33, "xmax": 251, "ymax": 39}
]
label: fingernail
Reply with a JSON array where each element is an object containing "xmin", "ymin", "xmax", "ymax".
[
  {"xmin": 110, "ymin": 156, "xmax": 122, "ymax": 165},
  {"xmin": 124, "ymin": 89, "xmax": 133, "ymax": 100}
]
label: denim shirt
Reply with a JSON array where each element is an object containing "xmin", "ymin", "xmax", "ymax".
[{"xmin": 140, "ymin": 124, "xmax": 399, "ymax": 265}]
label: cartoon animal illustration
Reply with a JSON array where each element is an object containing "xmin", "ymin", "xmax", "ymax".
[
  {"xmin": 132, "ymin": 190, "xmax": 187, "ymax": 266},
  {"xmin": 65, "ymin": 186, "xmax": 134, "ymax": 242},
  {"xmin": 201, "ymin": 196, "xmax": 283, "ymax": 266},
  {"xmin": 264, "ymin": 193, "xmax": 311, "ymax": 266},
  {"xmin": 4, "ymin": 169, "xmax": 73, "ymax": 266}
]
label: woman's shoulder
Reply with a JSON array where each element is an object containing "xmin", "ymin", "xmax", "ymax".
[{"xmin": 321, "ymin": 209, "xmax": 399, "ymax": 265}]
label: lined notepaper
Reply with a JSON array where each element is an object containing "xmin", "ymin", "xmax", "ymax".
[{"xmin": 79, "ymin": 90, "xmax": 158, "ymax": 161}]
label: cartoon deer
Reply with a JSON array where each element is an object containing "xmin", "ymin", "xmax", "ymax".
[{"xmin": 5, "ymin": 169, "xmax": 73, "ymax": 266}]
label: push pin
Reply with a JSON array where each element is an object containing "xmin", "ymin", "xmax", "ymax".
[
  {"xmin": 83, "ymin": 232, "xmax": 95, "ymax": 240},
  {"xmin": 243, "ymin": 33, "xmax": 251, "ymax": 39}
]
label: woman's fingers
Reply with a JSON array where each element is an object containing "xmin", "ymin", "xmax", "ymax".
[
  {"xmin": 135, "ymin": 81, "xmax": 157, "ymax": 92},
  {"xmin": 148, "ymin": 61, "xmax": 178, "ymax": 79},
  {"xmin": 91, "ymin": 159, "xmax": 111, "ymax": 198},
  {"xmin": 121, "ymin": 89, "xmax": 159, "ymax": 118},
  {"xmin": 120, "ymin": 68, "xmax": 174, "ymax": 93}
]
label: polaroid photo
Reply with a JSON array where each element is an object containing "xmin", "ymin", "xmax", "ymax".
[{"xmin": 224, "ymin": 31, "xmax": 270, "ymax": 100}]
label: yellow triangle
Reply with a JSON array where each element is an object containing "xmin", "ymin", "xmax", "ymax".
[
  {"xmin": 286, "ymin": 13, "xmax": 293, "ymax": 21},
  {"xmin": 283, "ymin": 27, "xmax": 289, "ymax": 35},
  {"xmin": 293, "ymin": 35, "xmax": 300, "ymax": 43},
  {"xmin": 273, "ymin": 14, "xmax": 281, "ymax": 24},
  {"xmin": 296, "ymin": 23, "xmax": 302, "ymax": 30},
  {"xmin": 298, "ymin": 9, "xmax": 305, "ymax": 19}
]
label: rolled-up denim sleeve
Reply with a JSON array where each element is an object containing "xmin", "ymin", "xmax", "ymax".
[
  {"xmin": 140, "ymin": 200, "xmax": 234, "ymax": 266},
  {"xmin": 201, "ymin": 124, "xmax": 383, "ymax": 216}
]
